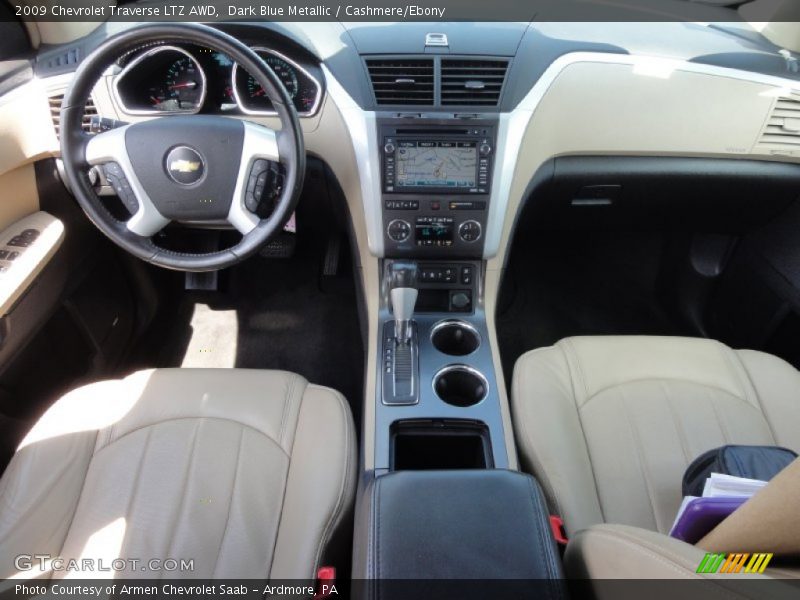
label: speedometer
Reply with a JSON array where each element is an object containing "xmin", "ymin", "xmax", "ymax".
[
  {"xmin": 246, "ymin": 56, "xmax": 299, "ymax": 100},
  {"xmin": 161, "ymin": 57, "xmax": 204, "ymax": 111},
  {"xmin": 233, "ymin": 48, "xmax": 321, "ymax": 115}
]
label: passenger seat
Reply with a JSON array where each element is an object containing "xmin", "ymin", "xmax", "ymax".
[{"xmin": 511, "ymin": 336, "xmax": 800, "ymax": 537}]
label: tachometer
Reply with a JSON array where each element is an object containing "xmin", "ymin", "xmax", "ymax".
[{"xmin": 115, "ymin": 46, "xmax": 207, "ymax": 115}]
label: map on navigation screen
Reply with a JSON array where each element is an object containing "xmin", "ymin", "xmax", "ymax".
[{"xmin": 395, "ymin": 141, "xmax": 477, "ymax": 189}]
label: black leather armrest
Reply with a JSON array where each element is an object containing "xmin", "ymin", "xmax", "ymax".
[{"xmin": 362, "ymin": 469, "xmax": 565, "ymax": 599}]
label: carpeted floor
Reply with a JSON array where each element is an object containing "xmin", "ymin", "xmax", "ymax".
[{"xmin": 158, "ymin": 239, "xmax": 365, "ymax": 428}]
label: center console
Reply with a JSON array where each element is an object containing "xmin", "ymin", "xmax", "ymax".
[
  {"xmin": 376, "ymin": 260, "xmax": 507, "ymax": 469},
  {"xmin": 373, "ymin": 115, "xmax": 507, "ymax": 471},
  {"xmin": 354, "ymin": 114, "xmax": 564, "ymax": 586}
]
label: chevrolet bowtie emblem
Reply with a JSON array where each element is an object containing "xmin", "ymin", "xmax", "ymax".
[
  {"xmin": 170, "ymin": 160, "xmax": 201, "ymax": 173},
  {"xmin": 165, "ymin": 146, "xmax": 205, "ymax": 185}
]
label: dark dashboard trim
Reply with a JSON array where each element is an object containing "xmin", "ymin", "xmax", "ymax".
[{"xmin": 506, "ymin": 155, "xmax": 800, "ymax": 268}]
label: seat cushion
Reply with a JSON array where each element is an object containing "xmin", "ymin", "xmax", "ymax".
[
  {"xmin": 0, "ymin": 369, "xmax": 356, "ymax": 580},
  {"xmin": 511, "ymin": 336, "xmax": 800, "ymax": 536}
]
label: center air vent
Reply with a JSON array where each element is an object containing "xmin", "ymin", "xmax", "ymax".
[
  {"xmin": 49, "ymin": 94, "xmax": 97, "ymax": 139},
  {"xmin": 441, "ymin": 59, "xmax": 508, "ymax": 106},
  {"xmin": 758, "ymin": 92, "xmax": 800, "ymax": 148},
  {"xmin": 366, "ymin": 59, "xmax": 434, "ymax": 106}
]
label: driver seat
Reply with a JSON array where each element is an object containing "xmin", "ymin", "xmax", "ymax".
[{"xmin": 0, "ymin": 368, "xmax": 356, "ymax": 579}]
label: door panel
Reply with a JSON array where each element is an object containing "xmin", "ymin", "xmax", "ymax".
[
  {"xmin": 0, "ymin": 81, "xmax": 57, "ymax": 176},
  {"xmin": 0, "ymin": 164, "xmax": 39, "ymax": 230}
]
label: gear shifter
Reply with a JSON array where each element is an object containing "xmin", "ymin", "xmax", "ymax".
[
  {"xmin": 388, "ymin": 262, "xmax": 418, "ymax": 344},
  {"xmin": 382, "ymin": 261, "xmax": 419, "ymax": 405}
]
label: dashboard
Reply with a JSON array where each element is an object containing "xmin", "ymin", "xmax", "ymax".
[
  {"xmin": 112, "ymin": 43, "xmax": 322, "ymax": 117},
  {"xmin": 17, "ymin": 20, "xmax": 800, "ymax": 269}
]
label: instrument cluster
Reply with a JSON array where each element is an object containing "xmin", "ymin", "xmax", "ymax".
[{"xmin": 113, "ymin": 43, "xmax": 322, "ymax": 117}]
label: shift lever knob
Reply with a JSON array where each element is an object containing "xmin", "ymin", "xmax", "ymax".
[
  {"xmin": 387, "ymin": 262, "xmax": 418, "ymax": 343},
  {"xmin": 391, "ymin": 287, "xmax": 418, "ymax": 343}
]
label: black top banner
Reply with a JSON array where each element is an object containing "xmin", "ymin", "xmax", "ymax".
[{"xmin": 5, "ymin": 0, "xmax": 800, "ymax": 23}]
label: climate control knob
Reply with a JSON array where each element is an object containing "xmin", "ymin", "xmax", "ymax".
[
  {"xmin": 387, "ymin": 219, "xmax": 411, "ymax": 242},
  {"xmin": 458, "ymin": 220, "xmax": 482, "ymax": 243}
]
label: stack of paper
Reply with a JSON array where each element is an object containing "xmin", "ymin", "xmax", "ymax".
[
  {"xmin": 701, "ymin": 473, "xmax": 768, "ymax": 498},
  {"xmin": 669, "ymin": 473, "xmax": 767, "ymax": 537}
]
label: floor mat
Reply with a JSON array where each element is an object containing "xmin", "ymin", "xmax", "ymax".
[
  {"xmin": 159, "ymin": 241, "xmax": 364, "ymax": 427},
  {"xmin": 496, "ymin": 231, "xmax": 688, "ymax": 386}
]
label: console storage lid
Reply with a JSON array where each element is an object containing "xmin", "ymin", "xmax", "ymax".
[{"xmin": 360, "ymin": 469, "xmax": 565, "ymax": 599}]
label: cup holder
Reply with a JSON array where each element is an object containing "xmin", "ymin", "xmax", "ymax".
[
  {"xmin": 430, "ymin": 320, "xmax": 481, "ymax": 356},
  {"xmin": 433, "ymin": 365, "xmax": 488, "ymax": 407}
]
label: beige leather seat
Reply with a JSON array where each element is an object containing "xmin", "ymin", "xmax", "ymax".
[
  {"xmin": 0, "ymin": 368, "xmax": 356, "ymax": 580},
  {"xmin": 511, "ymin": 336, "xmax": 800, "ymax": 537}
]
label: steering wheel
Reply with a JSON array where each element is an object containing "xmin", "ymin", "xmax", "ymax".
[{"xmin": 60, "ymin": 23, "xmax": 305, "ymax": 271}]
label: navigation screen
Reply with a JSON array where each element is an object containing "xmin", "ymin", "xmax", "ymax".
[{"xmin": 395, "ymin": 141, "xmax": 477, "ymax": 189}]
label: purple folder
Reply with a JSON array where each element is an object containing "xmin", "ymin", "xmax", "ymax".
[{"xmin": 670, "ymin": 497, "xmax": 748, "ymax": 544}]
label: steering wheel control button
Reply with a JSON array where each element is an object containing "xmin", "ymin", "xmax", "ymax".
[
  {"xmin": 102, "ymin": 163, "xmax": 139, "ymax": 214},
  {"xmin": 165, "ymin": 146, "xmax": 205, "ymax": 185},
  {"xmin": 387, "ymin": 219, "xmax": 411, "ymax": 243},
  {"xmin": 246, "ymin": 159, "xmax": 271, "ymax": 212},
  {"xmin": 458, "ymin": 220, "xmax": 482, "ymax": 243}
]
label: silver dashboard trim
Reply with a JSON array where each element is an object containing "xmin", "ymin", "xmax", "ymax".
[
  {"xmin": 113, "ymin": 45, "xmax": 207, "ymax": 117},
  {"xmin": 322, "ymin": 64, "xmax": 385, "ymax": 256},
  {"xmin": 231, "ymin": 46, "xmax": 323, "ymax": 118}
]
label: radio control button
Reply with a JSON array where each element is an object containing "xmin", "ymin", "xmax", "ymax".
[
  {"xmin": 459, "ymin": 220, "xmax": 482, "ymax": 243},
  {"xmin": 387, "ymin": 219, "xmax": 411, "ymax": 242},
  {"xmin": 385, "ymin": 200, "xmax": 418, "ymax": 210},
  {"xmin": 384, "ymin": 142, "xmax": 396, "ymax": 155}
]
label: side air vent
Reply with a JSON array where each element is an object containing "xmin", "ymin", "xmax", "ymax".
[
  {"xmin": 366, "ymin": 59, "xmax": 434, "ymax": 106},
  {"xmin": 441, "ymin": 59, "xmax": 509, "ymax": 106},
  {"xmin": 49, "ymin": 94, "xmax": 98, "ymax": 139},
  {"xmin": 758, "ymin": 92, "xmax": 800, "ymax": 148}
]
